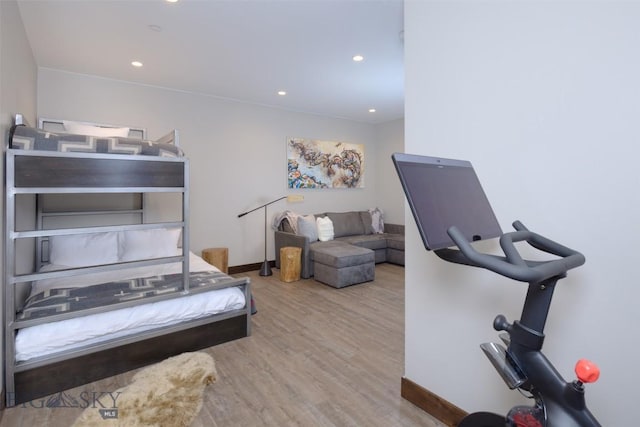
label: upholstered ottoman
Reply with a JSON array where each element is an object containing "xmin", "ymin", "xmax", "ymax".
[{"xmin": 311, "ymin": 242, "xmax": 375, "ymax": 288}]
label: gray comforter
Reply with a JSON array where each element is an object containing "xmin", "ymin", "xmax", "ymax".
[
  {"xmin": 10, "ymin": 125, "xmax": 183, "ymax": 157},
  {"xmin": 17, "ymin": 270, "xmax": 236, "ymax": 320}
]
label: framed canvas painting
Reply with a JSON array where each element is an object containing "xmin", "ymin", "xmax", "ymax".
[{"xmin": 287, "ymin": 138, "xmax": 365, "ymax": 189}]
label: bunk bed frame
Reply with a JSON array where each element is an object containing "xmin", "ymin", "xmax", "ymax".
[{"xmin": 4, "ymin": 118, "xmax": 251, "ymax": 406}]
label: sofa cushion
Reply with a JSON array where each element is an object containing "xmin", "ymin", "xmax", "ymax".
[
  {"xmin": 386, "ymin": 248, "xmax": 405, "ymax": 266},
  {"xmin": 383, "ymin": 223, "xmax": 405, "ymax": 235},
  {"xmin": 337, "ymin": 234, "xmax": 388, "ymax": 250},
  {"xmin": 359, "ymin": 211, "xmax": 374, "ymax": 234},
  {"xmin": 326, "ymin": 211, "xmax": 366, "ymax": 237},
  {"xmin": 309, "ymin": 241, "xmax": 345, "ymax": 262},
  {"xmin": 386, "ymin": 234, "xmax": 405, "ymax": 250}
]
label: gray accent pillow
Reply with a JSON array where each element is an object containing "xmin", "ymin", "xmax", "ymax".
[
  {"xmin": 326, "ymin": 211, "xmax": 365, "ymax": 237},
  {"xmin": 359, "ymin": 211, "xmax": 374, "ymax": 234},
  {"xmin": 297, "ymin": 215, "xmax": 318, "ymax": 242}
]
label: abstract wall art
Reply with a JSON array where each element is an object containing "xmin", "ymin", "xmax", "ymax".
[{"xmin": 287, "ymin": 137, "xmax": 365, "ymax": 189}]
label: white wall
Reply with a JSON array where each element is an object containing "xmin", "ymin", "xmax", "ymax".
[
  {"xmin": 37, "ymin": 69, "xmax": 397, "ymax": 266},
  {"xmin": 0, "ymin": 1, "xmax": 36, "ymax": 129},
  {"xmin": 0, "ymin": 0, "xmax": 37, "ymax": 401},
  {"xmin": 405, "ymin": 1, "xmax": 638, "ymax": 425},
  {"xmin": 373, "ymin": 118, "xmax": 405, "ymax": 225}
]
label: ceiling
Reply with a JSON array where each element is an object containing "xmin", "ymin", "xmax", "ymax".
[{"xmin": 17, "ymin": 0, "xmax": 404, "ymax": 124}]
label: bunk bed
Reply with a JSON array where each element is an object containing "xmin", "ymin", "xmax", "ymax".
[{"xmin": 4, "ymin": 117, "xmax": 251, "ymax": 406}]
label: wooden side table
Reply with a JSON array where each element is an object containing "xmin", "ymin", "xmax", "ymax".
[
  {"xmin": 201, "ymin": 247, "xmax": 229, "ymax": 273},
  {"xmin": 280, "ymin": 246, "xmax": 302, "ymax": 282}
]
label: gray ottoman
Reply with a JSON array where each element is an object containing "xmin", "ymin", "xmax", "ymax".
[{"xmin": 311, "ymin": 242, "xmax": 375, "ymax": 288}]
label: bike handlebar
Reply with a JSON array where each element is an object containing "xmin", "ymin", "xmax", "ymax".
[{"xmin": 442, "ymin": 221, "xmax": 585, "ymax": 283}]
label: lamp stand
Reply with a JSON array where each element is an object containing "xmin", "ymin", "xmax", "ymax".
[
  {"xmin": 259, "ymin": 261, "xmax": 272, "ymax": 276},
  {"xmin": 259, "ymin": 204, "xmax": 272, "ymax": 276},
  {"xmin": 238, "ymin": 195, "xmax": 303, "ymax": 277}
]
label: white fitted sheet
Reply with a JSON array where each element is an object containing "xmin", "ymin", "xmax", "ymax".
[{"xmin": 15, "ymin": 252, "xmax": 246, "ymax": 362}]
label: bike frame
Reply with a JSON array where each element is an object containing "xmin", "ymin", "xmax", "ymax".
[
  {"xmin": 438, "ymin": 245, "xmax": 601, "ymax": 427},
  {"xmin": 501, "ymin": 276, "xmax": 600, "ymax": 427}
]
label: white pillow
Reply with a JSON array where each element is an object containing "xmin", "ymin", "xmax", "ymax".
[
  {"xmin": 119, "ymin": 228, "xmax": 182, "ymax": 262},
  {"xmin": 297, "ymin": 215, "xmax": 318, "ymax": 242},
  {"xmin": 63, "ymin": 120, "xmax": 130, "ymax": 138},
  {"xmin": 49, "ymin": 232, "xmax": 119, "ymax": 267},
  {"xmin": 369, "ymin": 207, "xmax": 385, "ymax": 234},
  {"xmin": 316, "ymin": 216, "xmax": 334, "ymax": 242}
]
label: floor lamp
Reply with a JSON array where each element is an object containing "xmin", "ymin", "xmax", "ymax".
[{"xmin": 238, "ymin": 195, "xmax": 304, "ymax": 276}]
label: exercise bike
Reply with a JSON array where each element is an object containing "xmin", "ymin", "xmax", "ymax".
[
  {"xmin": 392, "ymin": 153, "xmax": 601, "ymax": 427},
  {"xmin": 438, "ymin": 221, "xmax": 601, "ymax": 427}
]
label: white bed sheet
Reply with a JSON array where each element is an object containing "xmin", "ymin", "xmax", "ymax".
[{"xmin": 15, "ymin": 252, "xmax": 246, "ymax": 362}]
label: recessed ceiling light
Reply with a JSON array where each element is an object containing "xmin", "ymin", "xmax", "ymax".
[
  {"xmin": 166, "ymin": 0, "xmax": 178, "ymax": 3},
  {"xmin": 368, "ymin": 108, "xmax": 376, "ymax": 113},
  {"xmin": 353, "ymin": 55, "xmax": 364, "ymax": 62},
  {"xmin": 131, "ymin": 61, "xmax": 143, "ymax": 68},
  {"xmin": 277, "ymin": 90, "xmax": 287, "ymax": 96}
]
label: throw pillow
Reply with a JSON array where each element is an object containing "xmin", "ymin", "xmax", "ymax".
[
  {"xmin": 119, "ymin": 228, "xmax": 182, "ymax": 262},
  {"xmin": 369, "ymin": 207, "xmax": 384, "ymax": 234},
  {"xmin": 49, "ymin": 232, "xmax": 119, "ymax": 267},
  {"xmin": 316, "ymin": 216, "xmax": 334, "ymax": 242},
  {"xmin": 359, "ymin": 211, "xmax": 374, "ymax": 234},
  {"xmin": 297, "ymin": 215, "xmax": 318, "ymax": 242}
]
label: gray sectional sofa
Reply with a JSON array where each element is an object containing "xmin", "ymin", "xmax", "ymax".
[{"xmin": 274, "ymin": 210, "xmax": 404, "ymax": 287}]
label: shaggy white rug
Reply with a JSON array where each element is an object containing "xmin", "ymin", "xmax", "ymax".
[{"xmin": 73, "ymin": 352, "xmax": 217, "ymax": 427}]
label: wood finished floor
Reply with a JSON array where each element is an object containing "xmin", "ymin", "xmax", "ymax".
[{"xmin": 1, "ymin": 263, "xmax": 445, "ymax": 427}]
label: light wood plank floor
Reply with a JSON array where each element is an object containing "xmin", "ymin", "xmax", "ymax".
[{"xmin": 1, "ymin": 263, "xmax": 445, "ymax": 427}]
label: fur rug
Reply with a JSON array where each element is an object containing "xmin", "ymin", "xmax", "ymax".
[{"xmin": 73, "ymin": 352, "xmax": 217, "ymax": 427}]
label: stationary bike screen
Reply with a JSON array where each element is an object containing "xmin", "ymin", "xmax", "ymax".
[{"xmin": 391, "ymin": 153, "xmax": 502, "ymax": 251}]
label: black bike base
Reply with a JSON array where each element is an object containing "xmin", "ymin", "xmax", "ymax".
[{"xmin": 458, "ymin": 412, "xmax": 506, "ymax": 427}]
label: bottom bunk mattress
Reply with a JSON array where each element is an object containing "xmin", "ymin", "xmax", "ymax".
[{"xmin": 15, "ymin": 252, "xmax": 246, "ymax": 363}]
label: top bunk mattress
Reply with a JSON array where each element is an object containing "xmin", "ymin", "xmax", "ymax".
[{"xmin": 10, "ymin": 125, "xmax": 183, "ymax": 158}]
